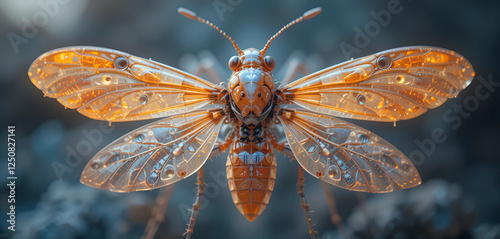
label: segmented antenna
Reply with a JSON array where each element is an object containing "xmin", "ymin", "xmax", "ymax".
[
  {"xmin": 178, "ymin": 8, "xmax": 243, "ymax": 55},
  {"xmin": 261, "ymin": 7, "xmax": 322, "ymax": 54}
]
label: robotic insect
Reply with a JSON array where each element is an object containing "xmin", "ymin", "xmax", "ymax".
[{"xmin": 28, "ymin": 7, "xmax": 474, "ymax": 238}]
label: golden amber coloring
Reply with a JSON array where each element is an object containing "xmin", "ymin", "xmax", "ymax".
[{"xmin": 226, "ymin": 141, "xmax": 276, "ymax": 221}]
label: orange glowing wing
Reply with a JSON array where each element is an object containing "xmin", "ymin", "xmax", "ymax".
[
  {"xmin": 281, "ymin": 46, "xmax": 475, "ymax": 122},
  {"xmin": 28, "ymin": 46, "xmax": 223, "ymax": 122},
  {"xmin": 80, "ymin": 110, "xmax": 226, "ymax": 192},
  {"xmin": 278, "ymin": 109, "xmax": 420, "ymax": 193}
]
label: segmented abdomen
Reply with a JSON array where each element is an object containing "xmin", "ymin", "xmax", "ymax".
[{"xmin": 226, "ymin": 140, "xmax": 276, "ymax": 221}]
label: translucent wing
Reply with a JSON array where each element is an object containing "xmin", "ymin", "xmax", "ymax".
[
  {"xmin": 28, "ymin": 46, "xmax": 223, "ymax": 122},
  {"xmin": 278, "ymin": 109, "xmax": 420, "ymax": 193},
  {"xmin": 80, "ymin": 110, "xmax": 226, "ymax": 192},
  {"xmin": 281, "ymin": 46, "xmax": 475, "ymax": 121}
]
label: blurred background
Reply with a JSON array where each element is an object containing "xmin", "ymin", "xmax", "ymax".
[{"xmin": 1, "ymin": 0, "xmax": 500, "ymax": 238}]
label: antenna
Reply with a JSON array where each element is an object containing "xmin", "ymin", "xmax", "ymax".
[
  {"xmin": 178, "ymin": 7, "xmax": 243, "ymax": 55},
  {"xmin": 261, "ymin": 7, "xmax": 322, "ymax": 54}
]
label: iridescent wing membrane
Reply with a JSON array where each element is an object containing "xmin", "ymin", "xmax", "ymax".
[
  {"xmin": 278, "ymin": 47, "xmax": 475, "ymax": 192},
  {"xmin": 28, "ymin": 46, "xmax": 222, "ymax": 122},
  {"xmin": 80, "ymin": 110, "xmax": 226, "ymax": 192},
  {"xmin": 28, "ymin": 47, "xmax": 227, "ymax": 192},
  {"xmin": 281, "ymin": 46, "xmax": 475, "ymax": 121},
  {"xmin": 278, "ymin": 109, "xmax": 420, "ymax": 193}
]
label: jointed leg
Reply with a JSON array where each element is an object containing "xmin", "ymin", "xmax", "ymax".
[
  {"xmin": 321, "ymin": 183, "xmax": 350, "ymax": 239},
  {"xmin": 357, "ymin": 192, "xmax": 378, "ymax": 237},
  {"xmin": 277, "ymin": 51, "xmax": 323, "ymax": 86},
  {"xmin": 141, "ymin": 127, "xmax": 233, "ymax": 239},
  {"xmin": 281, "ymin": 55, "xmax": 310, "ymax": 86},
  {"xmin": 298, "ymin": 166, "xmax": 317, "ymax": 239},
  {"xmin": 181, "ymin": 50, "xmax": 227, "ymax": 85},
  {"xmin": 182, "ymin": 131, "xmax": 233, "ymax": 238},
  {"xmin": 183, "ymin": 167, "xmax": 204, "ymax": 239},
  {"xmin": 274, "ymin": 143, "xmax": 294, "ymax": 160},
  {"xmin": 141, "ymin": 185, "xmax": 175, "ymax": 239},
  {"xmin": 268, "ymin": 129, "xmax": 294, "ymax": 159},
  {"xmin": 141, "ymin": 135, "xmax": 231, "ymax": 239},
  {"xmin": 210, "ymin": 129, "xmax": 235, "ymax": 158},
  {"xmin": 268, "ymin": 128, "xmax": 316, "ymax": 237}
]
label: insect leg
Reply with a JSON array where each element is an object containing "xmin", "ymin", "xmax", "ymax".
[
  {"xmin": 209, "ymin": 129, "xmax": 235, "ymax": 158},
  {"xmin": 182, "ymin": 130, "xmax": 233, "ymax": 237},
  {"xmin": 273, "ymin": 141, "xmax": 294, "ymax": 159},
  {"xmin": 356, "ymin": 192, "xmax": 379, "ymax": 237},
  {"xmin": 268, "ymin": 129, "xmax": 294, "ymax": 158},
  {"xmin": 298, "ymin": 166, "xmax": 317, "ymax": 239},
  {"xmin": 141, "ymin": 185, "xmax": 175, "ymax": 239},
  {"xmin": 277, "ymin": 51, "xmax": 323, "ymax": 86},
  {"xmin": 181, "ymin": 51, "xmax": 227, "ymax": 85},
  {"xmin": 321, "ymin": 183, "xmax": 351, "ymax": 239},
  {"xmin": 184, "ymin": 167, "xmax": 204, "ymax": 239}
]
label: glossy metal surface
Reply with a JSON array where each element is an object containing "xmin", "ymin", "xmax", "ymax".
[
  {"xmin": 27, "ymin": 6, "xmax": 476, "ymax": 227},
  {"xmin": 279, "ymin": 109, "xmax": 420, "ymax": 193},
  {"xmin": 228, "ymin": 48, "xmax": 275, "ymax": 125},
  {"xmin": 226, "ymin": 140, "xmax": 276, "ymax": 221},
  {"xmin": 28, "ymin": 47, "xmax": 221, "ymax": 122},
  {"xmin": 282, "ymin": 46, "xmax": 475, "ymax": 122}
]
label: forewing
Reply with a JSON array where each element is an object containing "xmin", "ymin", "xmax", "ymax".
[
  {"xmin": 28, "ymin": 46, "xmax": 222, "ymax": 122},
  {"xmin": 278, "ymin": 109, "xmax": 420, "ymax": 193},
  {"xmin": 281, "ymin": 46, "xmax": 475, "ymax": 121},
  {"xmin": 80, "ymin": 110, "xmax": 226, "ymax": 192}
]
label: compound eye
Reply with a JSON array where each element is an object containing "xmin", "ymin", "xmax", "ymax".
[
  {"xmin": 264, "ymin": 56, "xmax": 275, "ymax": 71},
  {"xmin": 228, "ymin": 56, "xmax": 240, "ymax": 71}
]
